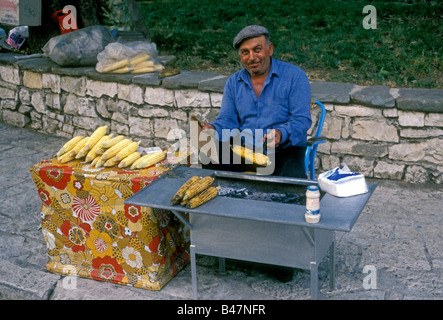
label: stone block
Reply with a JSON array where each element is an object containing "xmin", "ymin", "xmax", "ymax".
[
  {"xmin": 111, "ymin": 111, "xmax": 128, "ymax": 125},
  {"xmin": 85, "ymin": 69, "xmax": 134, "ymax": 84},
  {"xmin": 320, "ymin": 154, "xmax": 340, "ymax": 171},
  {"xmin": 117, "ymin": 83, "xmax": 144, "ymax": 105},
  {"xmin": 199, "ymin": 75, "xmax": 229, "ymax": 93},
  {"xmin": 19, "ymin": 88, "xmax": 30, "ymax": 104},
  {"xmin": 389, "ymin": 139, "xmax": 443, "ymax": 164},
  {"xmin": 23, "ymin": 71, "xmax": 42, "ymax": 89},
  {"xmin": 86, "ymin": 80, "xmax": 118, "ymax": 98},
  {"xmin": 132, "ymin": 73, "xmax": 162, "ymax": 86},
  {"xmin": 334, "ymin": 105, "xmax": 383, "ymax": 117},
  {"xmin": 139, "ymin": 107, "xmax": 169, "ymax": 118},
  {"xmin": 310, "ymin": 81, "xmax": 355, "ymax": 104},
  {"xmin": 373, "ymin": 161, "xmax": 405, "ymax": 180},
  {"xmin": 383, "ymin": 108, "xmax": 398, "ymax": 118},
  {"xmin": 351, "ymin": 119, "xmax": 399, "ymax": 142},
  {"xmin": 31, "ymin": 92, "xmax": 46, "ymax": 114},
  {"xmin": 424, "ymin": 113, "xmax": 443, "ymax": 127},
  {"xmin": 396, "ymin": 88, "xmax": 443, "ymax": 113},
  {"xmin": 154, "ymin": 119, "xmax": 180, "ymax": 139},
  {"xmin": 342, "ymin": 156, "xmax": 374, "ymax": 177},
  {"xmin": 16, "ymin": 57, "xmax": 57, "ymax": 73},
  {"xmin": 162, "ymin": 71, "xmax": 222, "ymax": 89},
  {"xmin": 63, "ymin": 94, "xmax": 97, "ymax": 117},
  {"xmin": 2, "ymin": 110, "xmax": 30, "ymax": 127},
  {"xmin": 110, "ymin": 121, "xmax": 129, "ymax": 135},
  {"xmin": 0, "ymin": 87, "xmax": 17, "ymax": 100},
  {"xmin": 60, "ymin": 76, "xmax": 86, "ymax": 96},
  {"xmin": 0, "ymin": 65, "xmax": 20, "ymax": 85},
  {"xmin": 144, "ymin": 87, "xmax": 174, "ymax": 106},
  {"xmin": 210, "ymin": 92, "xmax": 224, "ymax": 108},
  {"xmin": 73, "ymin": 116, "xmax": 106, "ymax": 131},
  {"xmin": 398, "ymin": 110, "xmax": 425, "ymax": 127},
  {"xmin": 45, "ymin": 93, "xmax": 61, "ymax": 111},
  {"xmin": 400, "ymin": 128, "xmax": 443, "ymax": 138},
  {"xmin": 331, "ymin": 141, "xmax": 388, "ymax": 157},
  {"xmin": 350, "ymin": 85, "xmax": 396, "ymax": 108},
  {"xmin": 1, "ymin": 99, "xmax": 17, "ymax": 111},
  {"xmin": 42, "ymin": 73, "xmax": 61, "ymax": 93},
  {"xmin": 322, "ymin": 115, "xmax": 342, "ymax": 140},
  {"xmin": 175, "ymin": 89, "xmax": 211, "ymax": 108},
  {"xmin": 96, "ymin": 97, "xmax": 112, "ymax": 119},
  {"xmin": 405, "ymin": 165, "xmax": 429, "ymax": 184},
  {"xmin": 128, "ymin": 116, "xmax": 153, "ymax": 138}
]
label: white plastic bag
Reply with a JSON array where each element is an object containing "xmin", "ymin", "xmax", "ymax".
[
  {"xmin": 42, "ymin": 26, "xmax": 113, "ymax": 67},
  {"xmin": 318, "ymin": 164, "xmax": 368, "ymax": 197},
  {"xmin": 95, "ymin": 41, "xmax": 163, "ymax": 74}
]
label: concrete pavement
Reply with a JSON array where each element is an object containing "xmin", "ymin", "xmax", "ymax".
[{"xmin": 0, "ymin": 122, "xmax": 442, "ymax": 300}]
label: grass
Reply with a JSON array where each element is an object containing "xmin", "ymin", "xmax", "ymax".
[{"xmin": 140, "ymin": 0, "xmax": 442, "ymax": 88}]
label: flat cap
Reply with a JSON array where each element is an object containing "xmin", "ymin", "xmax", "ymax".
[{"xmin": 233, "ymin": 25, "xmax": 269, "ymax": 49}]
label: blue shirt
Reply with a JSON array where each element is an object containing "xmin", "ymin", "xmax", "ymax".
[{"xmin": 210, "ymin": 57, "xmax": 312, "ymax": 148}]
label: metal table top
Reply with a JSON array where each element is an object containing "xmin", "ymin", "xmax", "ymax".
[{"xmin": 125, "ymin": 166, "xmax": 376, "ymax": 232}]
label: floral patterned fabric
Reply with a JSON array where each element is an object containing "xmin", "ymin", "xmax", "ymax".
[{"xmin": 30, "ymin": 157, "xmax": 190, "ymax": 290}]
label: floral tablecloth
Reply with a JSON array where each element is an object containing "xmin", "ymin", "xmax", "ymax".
[{"xmin": 29, "ymin": 157, "xmax": 190, "ymax": 290}]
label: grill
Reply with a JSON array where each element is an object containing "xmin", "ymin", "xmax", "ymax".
[{"xmin": 126, "ymin": 165, "xmax": 376, "ymax": 299}]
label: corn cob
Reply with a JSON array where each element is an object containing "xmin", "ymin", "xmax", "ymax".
[
  {"xmin": 104, "ymin": 158, "xmax": 119, "ymax": 167},
  {"xmin": 91, "ymin": 154, "xmax": 101, "ymax": 167},
  {"xmin": 102, "ymin": 59, "xmax": 129, "ymax": 73},
  {"xmin": 186, "ymin": 186, "xmax": 219, "ymax": 209},
  {"xmin": 183, "ymin": 175, "xmax": 215, "ymax": 201},
  {"xmin": 61, "ymin": 136, "xmax": 89, "ymax": 159},
  {"xmin": 58, "ymin": 151, "xmax": 76, "ymax": 164},
  {"xmin": 231, "ymin": 145, "xmax": 270, "ymax": 166},
  {"xmin": 132, "ymin": 60, "xmax": 154, "ymax": 69},
  {"xmin": 84, "ymin": 125, "xmax": 108, "ymax": 151},
  {"xmin": 101, "ymin": 135, "xmax": 125, "ymax": 149},
  {"xmin": 118, "ymin": 152, "xmax": 141, "ymax": 168},
  {"xmin": 112, "ymin": 140, "xmax": 141, "ymax": 162},
  {"xmin": 94, "ymin": 155, "xmax": 106, "ymax": 168},
  {"xmin": 56, "ymin": 136, "xmax": 83, "ymax": 157},
  {"xmin": 136, "ymin": 150, "xmax": 166, "ymax": 169},
  {"xmin": 100, "ymin": 138, "xmax": 132, "ymax": 161},
  {"xmin": 111, "ymin": 66, "xmax": 131, "ymax": 74},
  {"xmin": 129, "ymin": 54, "xmax": 151, "ymax": 66},
  {"xmin": 171, "ymin": 176, "xmax": 201, "ymax": 205},
  {"xmin": 85, "ymin": 134, "xmax": 113, "ymax": 163},
  {"xmin": 131, "ymin": 67, "xmax": 155, "ymax": 74}
]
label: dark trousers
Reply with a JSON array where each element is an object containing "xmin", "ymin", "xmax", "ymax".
[{"xmin": 202, "ymin": 140, "xmax": 307, "ymax": 179}]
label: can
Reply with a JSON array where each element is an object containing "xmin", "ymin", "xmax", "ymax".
[{"xmin": 305, "ymin": 185, "xmax": 320, "ymax": 223}]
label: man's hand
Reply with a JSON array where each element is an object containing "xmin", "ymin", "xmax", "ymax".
[{"xmin": 264, "ymin": 129, "xmax": 281, "ymax": 148}]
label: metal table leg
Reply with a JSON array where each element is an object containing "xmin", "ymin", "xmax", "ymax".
[
  {"xmin": 310, "ymin": 261, "xmax": 318, "ymax": 300},
  {"xmin": 191, "ymin": 244, "xmax": 198, "ymax": 300},
  {"xmin": 329, "ymin": 235, "xmax": 335, "ymax": 291}
]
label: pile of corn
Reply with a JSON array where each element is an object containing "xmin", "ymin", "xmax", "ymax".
[
  {"xmin": 99, "ymin": 54, "xmax": 164, "ymax": 74},
  {"xmin": 170, "ymin": 175, "xmax": 219, "ymax": 209},
  {"xmin": 55, "ymin": 125, "xmax": 166, "ymax": 169}
]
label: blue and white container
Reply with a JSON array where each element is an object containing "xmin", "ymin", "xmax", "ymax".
[{"xmin": 305, "ymin": 185, "xmax": 320, "ymax": 223}]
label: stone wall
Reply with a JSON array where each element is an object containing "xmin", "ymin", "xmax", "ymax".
[{"xmin": 1, "ymin": 53, "xmax": 442, "ymax": 184}]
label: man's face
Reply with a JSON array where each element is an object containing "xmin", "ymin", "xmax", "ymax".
[{"xmin": 238, "ymin": 35, "xmax": 273, "ymax": 78}]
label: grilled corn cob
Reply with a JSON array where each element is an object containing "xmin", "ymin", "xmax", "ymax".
[
  {"xmin": 85, "ymin": 134, "xmax": 113, "ymax": 163},
  {"xmin": 101, "ymin": 138, "xmax": 132, "ymax": 160},
  {"xmin": 101, "ymin": 135, "xmax": 125, "ymax": 149},
  {"xmin": 136, "ymin": 150, "xmax": 166, "ymax": 169},
  {"xmin": 84, "ymin": 125, "xmax": 108, "ymax": 151},
  {"xmin": 171, "ymin": 176, "xmax": 201, "ymax": 205},
  {"xmin": 231, "ymin": 145, "xmax": 270, "ymax": 166},
  {"xmin": 113, "ymin": 141, "xmax": 141, "ymax": 162},
  {"xmin": 186, "ymin": 186, "xmax": 219, "ymax": 209},
  {"xmin": 56, "ymin": 135, "xmax": 83, "ymax": 157},
  {"xmin": 183, "ymin": 175, "xmax": 215, "ymax": 201},
  {"xmin": 118, "ymin": 152, "xmax": 141, "ymax": 168}
]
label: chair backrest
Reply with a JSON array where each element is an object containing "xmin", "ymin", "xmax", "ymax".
[{"xmin": 308, "ymin": 100, "xmax": 326, "ymax": 139}]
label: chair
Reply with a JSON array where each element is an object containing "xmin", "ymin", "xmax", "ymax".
[{"xmin": 304, "ymin": 100, "xmax": 327, "ymax": 180}]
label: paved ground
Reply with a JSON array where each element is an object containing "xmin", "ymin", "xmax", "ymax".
[{"xmin": 0, "ymin": 122, "xmax": 442, "ymax": 301}]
